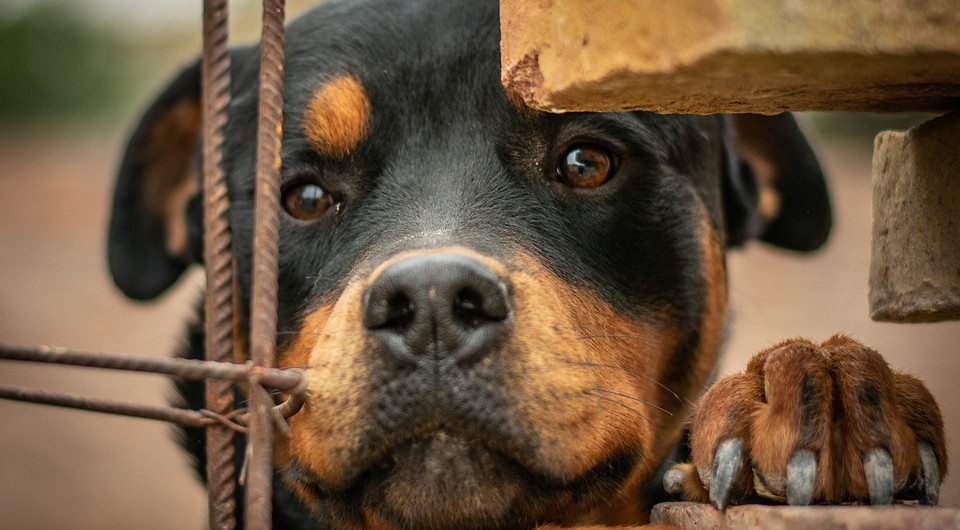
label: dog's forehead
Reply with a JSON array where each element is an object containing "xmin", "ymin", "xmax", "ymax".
[{"xmin": 279, "ymin": 0, "xmax": 504, "ymax": 131}]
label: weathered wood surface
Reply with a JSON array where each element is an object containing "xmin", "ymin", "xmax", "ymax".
[
  {"xmin": 500, "ymin": 0, "xmax": 960, "ymax": 114},
  {"xmin": 870, "ymin": 111, "xmax": 960, "ymax": 323},
  {"xmin": 650, "ymin": 501, "xmax": 960, "ymax": 529}
]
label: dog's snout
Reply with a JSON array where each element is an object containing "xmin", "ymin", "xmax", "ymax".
[{"xmin": 362, "ymin": 253, "xmax": 510, "ymax": 362}]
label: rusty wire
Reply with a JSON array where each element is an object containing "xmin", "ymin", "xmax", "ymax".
[
  {"xmin": 0, "ymin": 379, "xmax": 306, "ymax": 436},
  {"xmin": 201, "ymin": 0, "xmax": 238, "ymax": 527},
  {"xmin": 0, "ymin": 344, "xmax": 303, "ymax": 392},
  {"xmin": 0, "ymin": 343, "xmax": 307, "ymax": 432},
  {"xmin": 246, "ymin": 0, "xmax": 287, "ymax": 527},
  {"xmin": 0, "ymin": 384, "xmax": 246, "ymax": 430}
]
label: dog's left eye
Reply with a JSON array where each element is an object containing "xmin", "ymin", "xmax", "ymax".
[
  {"xmin": 557, "ymin": 143, "xmax": 618, "ymax": 188},
  {"xmin": 282, "ymin": 182, "xmax": 335, "ymax": 220}
]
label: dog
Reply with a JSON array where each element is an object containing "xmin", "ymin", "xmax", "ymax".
[{"xmin": 107, "ymin": 0, "xmax": 945, "ymax": 527}]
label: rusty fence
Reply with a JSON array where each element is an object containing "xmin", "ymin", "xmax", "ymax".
[{"xmin": 0, "ymin": 1, "xmax": 291, "ymax": 528}]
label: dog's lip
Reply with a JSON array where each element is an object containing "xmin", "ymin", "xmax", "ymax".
[
  {"xmin": 298, "ymin": 423, "xmax": 535, "ymax": 493},
  {"xmin": 370, "ymin": 425, "xmax": 516, "ymax": 474},
  {"xmin": 358, "ymin": 428, "xmax": 537, "ymax": 498},
  {"xmin": 376, "ymin": 428, "xmax": 514, "ymax": 473},
  {"xmin": 286, "ymin": 426, "xmax": 642, "ymax": 522}
]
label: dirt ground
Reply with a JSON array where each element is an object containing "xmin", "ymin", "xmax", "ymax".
[{"xmin": 0, "ymin": 121, "xmax": 958, "ymax": 528}]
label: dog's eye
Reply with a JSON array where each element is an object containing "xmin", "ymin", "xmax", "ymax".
[
  {"xmin": 557, "ymin": 144, "xmax": 617, "ymax": 188},
  {"xmin": 282, "ymin": 182, "xmax": 334, "ymax": 220}
]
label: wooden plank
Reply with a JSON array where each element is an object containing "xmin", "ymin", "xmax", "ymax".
[
  {"xmin": 651, "ymin": 502, "xmax": 960, "ymax": 529},
  {"xmin": 870, "ymin": 111, "xmax": 960, "ymax": 323},
  {"xmin": 500, "ymin": 0, "xmax": 960, "ymax": 114}
]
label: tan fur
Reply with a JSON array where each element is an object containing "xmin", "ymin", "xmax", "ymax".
[
  {"xmin": 894, "ymin": 371, "xmax": 948, "ymax": 476},
  {"xmin": 302, "ymin": 75, "xmax": 370, "ymax": 159},
  {"xmin": 681, "ymin": 335, "xmax": 945, "ymax": 504},
  {"xmin": 671, "ymin": 463, "xmax": 709, "ymax": 503},
  {"xmin": 748, "ymin": 339, "xmax": 836, "ymax": 500},
  {"xmin": 822, "ymin": 335, "xmax": 916, "ymax": 500},
  {"xmin": 687, "ymin": 372, "xmax": 761, "ymax": 501},
  {"xmin": 139, "ymin": 97, "xmax": 201, "ymax": 258},
  {"xmin": 643, "ymin": 215, "xmax": 729, "ymax": 484},
  {"xmin": 282, "ymin": 293, "xmax": 371, "ymax": 487},
  {"xmin": 731, "ymin": 114, "xmax": 782, "ymax": 224}
]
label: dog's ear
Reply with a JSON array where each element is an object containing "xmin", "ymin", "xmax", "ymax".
[
  {"xmin": 722, "ymin": 113, "xmax": 832, "ymax": 251},
  {"xmin": 108, "ymin": 59, "xmax": 204, "ymax": 300}
]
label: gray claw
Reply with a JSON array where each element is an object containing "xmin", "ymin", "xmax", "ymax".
[
  {"xmin": 917, "ymin": 443, "xmax": 940, "ymax": 505},
  {"xmin": 710, "ymin": 438, "xmax": 744, "ymax": 511},
  {"xmin": 863, "ymin": 447, "xmax": 894, "ymax": 505},
  {"xmin": 786, "ymin": 449, "xmax": 817, "ymax": 506},
  {"xmin": 663, "ymin": 468, "xmax": 685, "ymax": 496}
]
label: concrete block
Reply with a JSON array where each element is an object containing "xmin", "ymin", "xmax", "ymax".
[
  {"xmin": 650, "ymin": 502, "xmax": 960, "ymax": 529},
  {"xmin": 500, "ymin": 0, "xmax": 960, "ymax": 114},
  {"xmin": 870, "ymin": 111, "xmax": 960, "ymax": 323}
]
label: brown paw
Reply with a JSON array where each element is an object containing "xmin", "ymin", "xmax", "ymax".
[{"xmin": 665, "ymin": 335, "xmax": 947, "ymax": 509}]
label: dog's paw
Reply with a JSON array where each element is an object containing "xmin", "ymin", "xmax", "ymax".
[{"xmin": 664, "ymin": 335, "xmax": 946, "ymax": 509}]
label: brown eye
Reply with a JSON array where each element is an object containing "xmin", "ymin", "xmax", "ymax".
[
  {"xmin": 557, "ymin": 144, "xmax": 617, "ymax": 188},
  {"xmin": 282, "ymin": 182, "xmax": 334, "ymax": 220}
]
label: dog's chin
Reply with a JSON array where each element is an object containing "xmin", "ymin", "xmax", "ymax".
[{"xmin": 363, "ymin": 430, "xmax": 530, "ymax": 529}]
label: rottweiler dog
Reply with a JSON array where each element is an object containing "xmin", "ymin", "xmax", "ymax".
[{"xmin": 108, "ymin": 0, "xmax": 946, "ymax": 527}]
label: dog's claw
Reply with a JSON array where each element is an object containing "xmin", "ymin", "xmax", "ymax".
[
  {"xmin": 917, "ymin": 443, "xmax": 940, "ymax": 505},
  {"xmin": 863, "ymin": 447, "xmax": 894, "ymax": 505},
  {"xmin": 663, "ymin": 468, "xmax": 685, "ymax": 496},
  {"xmin": 786, "ymin": 449, "xmax": 816, "ymax": 506},
  {"xmin": 710, "ymin": 438, "xmax": 744, "ymax": 511}
]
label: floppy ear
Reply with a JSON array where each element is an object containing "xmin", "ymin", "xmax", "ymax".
[
  {"xmin": 722, "ymin": 113, "xmax": 832, "ymax": 252},
  {"xmin": 108, "ymin": 60, "xmax": 204, "ymax": 300}
]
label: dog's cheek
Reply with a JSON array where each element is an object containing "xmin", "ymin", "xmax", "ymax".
[
  {"xmin": 503, "ymin": 253, "xmax": 671, "ymax": 481},
  {"xmin": 690, "ymin": 216, "xmax": 728, "ymax": 396},
  {"xmin": 651, "ymin": 213, "xmax": 728, "ymax": 432},
  {"xmin": 281, "ymin": 281, "xmax": 374, "ymax": 487}
]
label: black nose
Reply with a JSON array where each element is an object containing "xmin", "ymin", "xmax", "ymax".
[{"xmin": 362, "ymin": 253, "xmax": 511, "ymax": 363}]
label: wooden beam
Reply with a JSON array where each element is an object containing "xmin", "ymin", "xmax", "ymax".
[{"xmin": 500, "ymin": 0, "xmax": 960, "ymax": 114}]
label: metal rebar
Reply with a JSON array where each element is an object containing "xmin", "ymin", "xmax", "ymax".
[
  {"xmin": 0, "ymin": 344, "xmax": 304, "ymax": 392},
  {"xmin": 246, "ymin": 0, "xmax": 287, "ymax": 527},
  {"xmin": 0, "ymin": 382, "xmax": 306, "ymax": 432},
  {"xmin": 201, "ymin": 0, "xmax": 237, "ymax": 527},
  {"xmin": 0, "ymin": 384, "xmax": 244, "ymax": 430}
]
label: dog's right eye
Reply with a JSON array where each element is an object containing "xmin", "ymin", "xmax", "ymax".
[{"xmin": 282, "ymin": 182, "xmax": 335, "ymax": 220}]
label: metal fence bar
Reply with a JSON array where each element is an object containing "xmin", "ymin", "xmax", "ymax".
[
  {"xmin": 0, "ymin": 384, "xmax": 246, "ymax": 431},
  {"xmin": 201, "ymin": 0, "xmax": 238, "ymax": 527},
  {"xmin": 246, "ymin": 0, "xmax": 287, "ymax": 527},
  {"xmin": 0, "ymin": 377, "xmax": 306, "ymax": 433},
  {"xmin": 0, "ymin": 344, "xmax": 303, "ymax": 391}
]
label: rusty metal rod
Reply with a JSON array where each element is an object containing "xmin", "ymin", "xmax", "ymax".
[
  {"xmin": 246, "ymin": 0, "xmax": 287, "ymax": 527},
  {"xmin": 0, "ymin": 384, "xmax": 243, "ymax": 430},
  {"xmin": 0, "ymin": 382, "xmax": 306, "ymax": 432},
  {"xmin": 201, "ymin": 0, "xmax": 238, "ymax": 527},
  {"xmin": 0, "ymin": 344, "xmax": 304, "ymax": 392}
]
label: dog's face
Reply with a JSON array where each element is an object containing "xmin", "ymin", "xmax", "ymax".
[{"xmin": 108, "ymin": 0, "xmax": 830, "ymax": 528}]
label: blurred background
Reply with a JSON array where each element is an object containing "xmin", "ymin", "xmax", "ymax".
[{"xmin": 0, "ymin": 0, "xmax": 957, "ymax": 527}]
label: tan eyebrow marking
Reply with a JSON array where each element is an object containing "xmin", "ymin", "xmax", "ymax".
[{"xmin": 302, "ymin": 74, "xmax": 370, "ymax": 159}]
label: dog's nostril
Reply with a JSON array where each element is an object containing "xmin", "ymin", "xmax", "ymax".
[
  {"xmin": 453, "ymin": 287, "xmax": 507, "ymax": 327},
  {"xmin": 453, "ymin": 288, "xmax": 485, "ymax": 327},
  {"xmin": 384, "ymin": 293, "xmax": 414, "ymax": 330}
]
